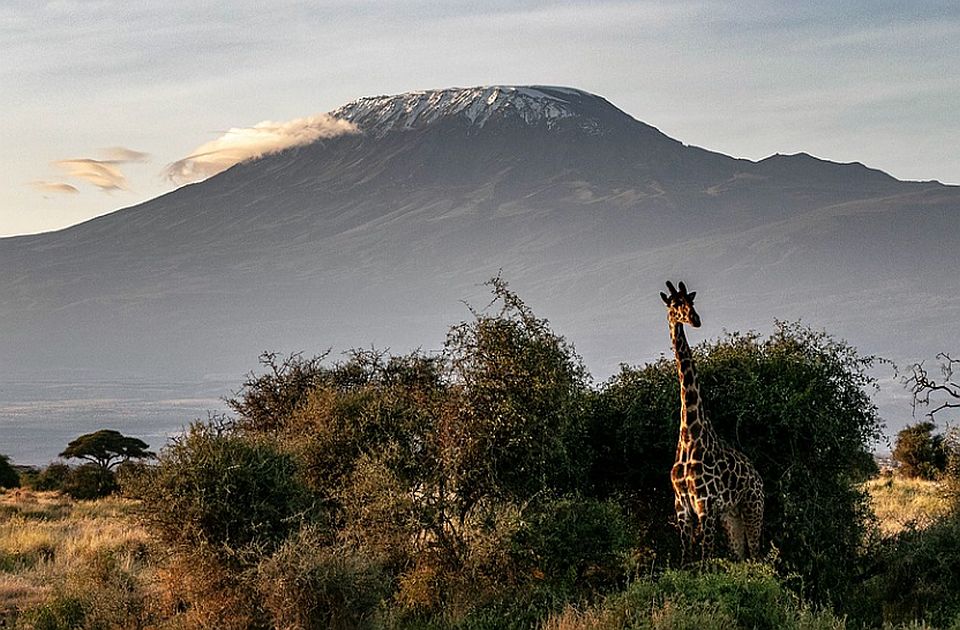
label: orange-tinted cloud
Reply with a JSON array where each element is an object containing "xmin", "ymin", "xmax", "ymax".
[
  {"xmin": 99, "ymin": 146, "xmax": 150, "ymax": 162},
  {"xmin": 29, "ymin": 180, "xmax": 80, "ymax": 194},
  {"xmin": 54, "ymin": 158, "xmax": 129, "ymax": 191},
  {"xmin": 48, "ymin": 146, "xmax": 151, "ymax": 193},
  {"xmin": 164, "ymin": 114, "xmax": 358, "ymax": 185}
]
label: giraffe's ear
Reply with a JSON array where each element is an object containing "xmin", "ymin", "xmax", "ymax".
[
  {"xmin": 660, "ymin": 291, "xmax": 670, "ymax": 304},
  {"xmin": 687, "ymin": 291, "xmax": 696, "ymax": 301}
]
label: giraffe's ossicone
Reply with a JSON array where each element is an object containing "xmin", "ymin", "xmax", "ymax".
[{"xmin": 660, "ymin": 280, "xmax": 764, "ymax": 562}]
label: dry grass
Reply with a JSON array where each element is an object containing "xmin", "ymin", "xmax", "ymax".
[
  {"xmin": 0, "ymin": 489, "xmax": 72, "ymax": 520},
  {"xmin": 864, "ymin": 476, "xmax": 951, "ymax": 537},
  {"xmin": 540, "ymin": 604, "xmax": 607, "ymax": 630},
  {"xmin": 0, "ymin": 489, "xmax": 158, "ymax": 625},
  {"xmin": 0, "ymin": 574, "xmax": 49, "ymax": 611}
]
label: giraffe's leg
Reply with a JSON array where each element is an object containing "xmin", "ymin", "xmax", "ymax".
[
  {"xmin": 743, "ymin": 489, "xmax": 765, "ymax": 560},
  {"xmin": 697, "ymin": 501, "xmax": 717, "ymax": 563},
  {"xmin": 721, "ymin": 509, "xmax": 747, "ymax": 561},
  {"xmin": 675, "ymin": 496, "xmax": 696, "ymax": 565},
  {"xmin": 700, "ymin": 515, "xmax": 715, "ymax": 564}
]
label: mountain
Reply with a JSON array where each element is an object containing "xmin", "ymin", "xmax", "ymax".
[{"xmin": 2, "ymin": 86, "xmax": 958, "ymax": 423}]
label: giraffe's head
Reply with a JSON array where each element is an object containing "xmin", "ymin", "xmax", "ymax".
[{"xmin": 660, "ymin": 281, "xmax": 701, "ymax": 328}]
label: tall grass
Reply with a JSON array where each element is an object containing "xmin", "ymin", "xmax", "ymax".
[
  {"xmin": 0, "ymin": 489, "xmax": 158, "ymax": 628},
  {"xmin": 864, "ymin": 476, "xmax": 950, "ymax": 536}
]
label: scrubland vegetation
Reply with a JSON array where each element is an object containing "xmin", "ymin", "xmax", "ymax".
[{"xmin": 2, "ymin": 279, "xmax": 960, "ymax": 629}]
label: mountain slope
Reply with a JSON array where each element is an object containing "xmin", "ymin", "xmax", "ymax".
[{"xmin": 1, "ymin": 85, "xmax": 957, "ymax": 392}]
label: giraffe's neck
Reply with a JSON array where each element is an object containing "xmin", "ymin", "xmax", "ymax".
[{"xmin": 670, "ymin": 320, "xmax": 716, "ymax": 452}]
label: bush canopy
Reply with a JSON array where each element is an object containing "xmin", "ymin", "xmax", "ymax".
[{"xmin": 127, "ymin": 281, "xmax": 888, "ymax": 627}]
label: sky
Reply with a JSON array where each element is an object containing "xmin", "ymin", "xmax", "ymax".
[{"xmin": 3, "ymin": 0, "xmax": 959, "ymax": 237}]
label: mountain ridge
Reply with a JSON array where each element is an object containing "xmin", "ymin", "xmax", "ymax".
[
  {"xmin": 0, "ymin": 86, "xmax": 957, "ymax": 444},
  {"xmin": 2, "ymin": 85, "xmax": 946, "ymax": 246}
]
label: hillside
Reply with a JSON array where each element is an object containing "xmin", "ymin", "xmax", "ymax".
[{"xmin": 1, "ymin": 85, "xmax": 957, "ymax": 420}]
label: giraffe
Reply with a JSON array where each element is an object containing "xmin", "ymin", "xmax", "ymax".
[{"xmin": 661, "ymin": 280, "xmax": 764, "ymax": 562}]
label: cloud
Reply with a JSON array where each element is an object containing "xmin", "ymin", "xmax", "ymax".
[
  {"xmin": 49, "ymin": 146, "xmax": 150, "ymax": 192},
  {"xmin": 54, "ymin": 158, "xmax": 129, "ymax": 191},
  {"xmin": 99, "ymin": 146, "xmax": 151, "ymax": 162},
  {"xmin": 28, "ymin": 180, "xmax": 80, "ymax": 194},
  {"xmin": 164, "ymin": 113, "xmax": 358, "ymax": 185}
]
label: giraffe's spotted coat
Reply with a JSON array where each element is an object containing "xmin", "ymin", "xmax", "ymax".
[{"xmin": 661, "ymin": 281, "xmax": 764, "ymax": 562}]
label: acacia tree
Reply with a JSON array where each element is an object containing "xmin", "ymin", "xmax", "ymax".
[{"xmin": 60, "ymin": 429, "xmax": 154, "ymax": 475}]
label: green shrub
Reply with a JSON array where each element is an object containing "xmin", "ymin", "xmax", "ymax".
[
  {"xmin": 258, "ymin": 526, "xmax": 390, "ymax": 630},
  {"xmin": 585, "ymin": 361, "xmax": 680, "ymax": 557},
  {"xmin": 443, "ymin": 277, "xmax": 591, "ymax": 514},
  {"xmin": 510, "ymin": 496, "xmax": 636, "ymax": 594},
  {"xmin": 20, "ymin": 595, "xmax": 87, "ymax": 630},
  {"xmin": 229, "ymin": 351, "xmax": 335, "ymax": 432},
  {"xmin": 278, "ymin": 350, "xmax": 446, "ymax": 501},
  {"xmin": 21, "ymin": 461, "xmax": 118, "ymax": 499},
  {"xmin": 26, "ymin": 462, "xmax": 71, "ymax": 491},
  {"xmin": 252, "ymin": 350, "xmax": 450, "ymax": 575},
  {"xmin": 61, "ymin": 463, "xmax": 117, "ymax": 500},
  {"xmin": 588, "ymin": 323, "xmax": 883, "ymax": 603},
  {"xmin": 653, "ymin": 562, "xmax": 795, "ymax": 630},
  {"xmin": 126, "ymin": 421, "xmax": 312, "ymax": 557},
  {"xmin": 551, "ymin": 562, "xmax": 845, "ymax": 630},
  {"xmin": 0, "ymin": 454, "xmax": 19, "ymax": 488},
  {"xmin": 854, "ymin": 511, "xmax": 960, "ymax": 628},
  {"xmin": 338, "ymin": 447, "xmax": 424, "ymax": 570}
]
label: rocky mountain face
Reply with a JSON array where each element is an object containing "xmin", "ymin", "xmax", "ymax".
[{"xmin": 1, "ymin": 86, "xmax": 957, "ymax": 411}]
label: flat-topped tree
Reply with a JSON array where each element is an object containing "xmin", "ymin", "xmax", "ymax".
[{"xmin": 60, "ymin": 429, "xmax": 154, "ymax": 475}]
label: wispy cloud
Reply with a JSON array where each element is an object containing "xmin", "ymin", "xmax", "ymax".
[
  {"xmin": 28, "ymin": 180, "xmax": 80, "ymax": 195},
  {"xmin": 99, "ymin": 146, "xmax": 151, "ymax": 162},
  {"xmin": 49, "ymin": 146, "xmax": 151, "ymax": 193},
  {"xmin": 164, "ymin": 114, "xmax": 358, "ymax": 185},
  {"xmin": 54, "ymin": 158, "xmax": 129, "ymax": 191}
]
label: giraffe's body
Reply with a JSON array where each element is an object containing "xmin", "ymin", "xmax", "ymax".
[{"xmin": 661, "ymin": 281, "xmax": 764, "ymax": 562}]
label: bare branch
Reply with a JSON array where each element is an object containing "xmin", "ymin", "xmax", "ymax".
[{"xmin": 906, "ymin": 353, "xmax": 960, "ymax": 422}]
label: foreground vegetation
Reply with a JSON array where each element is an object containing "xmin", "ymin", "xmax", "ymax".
[
  {"xmin": 2, "ymin": 280, "xmax": 960, "ymax": 628},
  {"xmin": 0, "ymin": 490, "xmax": 155, "ymax": 628},
  {"xmin": 2, "ymin": 478, "xmax": 957, "ymax": 629}
]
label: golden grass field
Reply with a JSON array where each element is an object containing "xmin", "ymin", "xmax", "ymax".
[
  {"xmin": 0, "ymin": 489, "xmax": 157, "ymax": 627},
  {"xmin": 864, "ymin": 475, "xmax": 951, "ymax": 537}
]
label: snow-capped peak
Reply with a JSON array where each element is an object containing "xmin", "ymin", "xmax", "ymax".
[{"xmin": 330, "ymin": 86, "xmax": 611, "ymax": 137}]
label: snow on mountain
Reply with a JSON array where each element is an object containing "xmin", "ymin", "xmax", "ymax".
[{"xmin": 331, "ymin": 85, "xmax": 610, "ymax": 137}]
